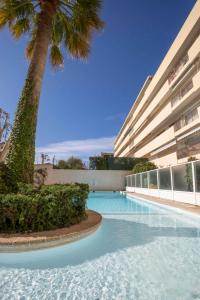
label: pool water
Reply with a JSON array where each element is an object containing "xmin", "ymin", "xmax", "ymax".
[
  {"xmin": 87, "ymin": 191, "xmax": 155, "ymax": 213},
  {"xmin": 1, "ymin": 192, "xmax": 200, "ymax": 299}
]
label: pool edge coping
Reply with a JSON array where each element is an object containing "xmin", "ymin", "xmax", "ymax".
[
  {"xmin": 0, "ymin": 210, "xmax": 102, "ymax": 252},
  {"xmin": 125, "ymin": 192, "xmax": 200, "ymax": 221}
]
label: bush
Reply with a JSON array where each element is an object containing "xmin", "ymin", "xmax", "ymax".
[
  {"xmin": 89, "ymin": 156, "xmax": 148, "ymax": 170},
  {"xmin": 133, "ymin": 162, "xmax": 157, "ymax": 174},
  {"xmin": 0, "ymin": 183, "xmax": 89, "ymax": 233},
  {"xmin": 17, "ymin": 182, "xmax": 40, "ymax": 195},
  {"xmin": 0, "ymin": 162, "xmax": 18, "ymax": 194},
  {"xmin": 56, "ymin": 157, "xmax": 86, "ymax": 170}
]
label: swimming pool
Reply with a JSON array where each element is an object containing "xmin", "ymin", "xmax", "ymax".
[
  {"xmin": 1, "ymin": 192, "xmax": 200, "ymax": 299},
  {"xmin": 87, "ymin": 191, "xmax": 158, "ymax": 214}
]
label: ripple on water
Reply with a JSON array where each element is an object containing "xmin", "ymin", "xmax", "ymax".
[{"xmin": 1, "ymin": 214, "xmax": 200, "ymax": 300}]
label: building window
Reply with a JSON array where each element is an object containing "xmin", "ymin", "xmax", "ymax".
[
  {"xmin": 171, "ymin": 81, "xmax": 193, "ymax": 108},
  {"xmin": 181, "ymin": 81, "xmax": 193, "ymax": 98},
  {"xmin": 174, "ymin": 118, "xmax": 185, "ymax": 131},
  {"xmin": 185, "ymin": 108, "xmax": 199, "ymax": 125},
  {"xmin": 171, "ymin": 94, "xmax": 181, "ymax": 107},
  {"xmin": 177, "ymin": 131, "xmax": 200, "ymax": 159},
  {"xmin": 174, "ymin": 108, "xmax": 199, "ymax": 132}
]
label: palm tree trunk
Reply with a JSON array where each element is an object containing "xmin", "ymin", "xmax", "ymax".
[{"xmin": 7, "ymin": 2, "xmax": 57, "ymax": 183}]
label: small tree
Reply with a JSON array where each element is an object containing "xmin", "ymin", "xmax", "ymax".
[
  {"xmin": 89, "ymin": 156, "xmax": 148, "ymax": 170},
  {"xmin": 57, "ymin": 157, "xmax": 85, "ymax": 170},
  {"xmin": 57, "ymin": 160, "xmax": 69, "ymax": 169},
  {"xmin": 67, "ymin": 156, "xmax": 86, "ymax": 169},
  {"xmin": 133, "ymin": 162, "xmax": 157, "ymax": 174}
]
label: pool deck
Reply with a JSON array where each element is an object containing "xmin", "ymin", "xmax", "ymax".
[
  {"xmin": 126, "ymin": 192, "xmax": 200, "ymax": 216},
  {"xmin": 0, "ymin": 210, "xmax": 102, "ymax": 252}
]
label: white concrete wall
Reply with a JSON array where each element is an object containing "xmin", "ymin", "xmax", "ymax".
[
  {"xmin": 126, "ymin": 186, "xmax": 199, "ymax": 205},
  {"xmin": 35, "ymin": 164, "xmax": 131, "ymax": 191}
]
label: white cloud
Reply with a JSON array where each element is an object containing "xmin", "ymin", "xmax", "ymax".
[{"xmin": 36, "ymin": 136, "xmax": 115, "ymax": 163}]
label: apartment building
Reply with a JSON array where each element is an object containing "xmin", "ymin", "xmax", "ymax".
[{"xmin": 114, "ymin": 0, "xmax": 200, "ymax": 167}]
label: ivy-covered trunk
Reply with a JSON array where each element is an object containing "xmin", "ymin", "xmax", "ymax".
[{"xmin": 7, "ymin": 2, "xmax": 57, "ymax": 183}]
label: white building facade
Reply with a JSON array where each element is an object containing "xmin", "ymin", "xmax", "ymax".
[{"xmin": 114, "ymin": 1, "xmax": 200, "ymax": 167}]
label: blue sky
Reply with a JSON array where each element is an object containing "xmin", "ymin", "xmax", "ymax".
[{"xmin": 0, "ymin": 0, "xmax": 196, "ymax": 162}]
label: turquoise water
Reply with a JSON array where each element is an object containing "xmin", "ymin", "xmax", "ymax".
[
  {"xmin": 87, "ymin": 191, "xmax": 155, "ymax": 213},
  {"xmin": 1, "ymin": 192, "xmax": 200, "ymax": 299}
]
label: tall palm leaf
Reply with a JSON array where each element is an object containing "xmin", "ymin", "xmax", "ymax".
[{"xmin": 0, "ymin": 0, "xmax": 104, "ymax": 183}]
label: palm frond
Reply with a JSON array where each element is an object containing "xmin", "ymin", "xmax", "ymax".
[
  {"xmin": 0, "ymin": 8, "xmax": 10, "ymax": 29},
  {"xmin": 11, "ymin": 18, "xmax": 30, "ymax": 39},
  {"xmin": 1, "ymin": 0, "xmax": 103, "ymax": 65},
  {"xmin": 66, "ymin": 31, "xmax": 90, "ymax": 59},
  {"xmin": 72, "ymin": 0, "xmax": 104, "ymax": 35},
  {"xmin": 50, "ymin": 44, "xmax": 64, "ymax": 68},
  {"xmin": 52, "ymin": 14, "xmax": 64, "ymax": 44},
  {"xmin": 59, "ymin": 0, "xmax": 103, "ymax": 60},
  {"xmin": 10, "ymin": 0, "xmax": 35, "ymax": 19},
  {"xmin": 0, "ymin": 0, "xmax": 35, "ymax": 31}
]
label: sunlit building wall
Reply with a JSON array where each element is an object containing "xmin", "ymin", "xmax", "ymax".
[{"xmin": 114, "ymin": 1, "xmax": 200, "ymax": 167}]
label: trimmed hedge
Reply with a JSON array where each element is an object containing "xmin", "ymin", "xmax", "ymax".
[{"xmin": 0, "ymin": 183, "xmax": 89, "ymax": 233}]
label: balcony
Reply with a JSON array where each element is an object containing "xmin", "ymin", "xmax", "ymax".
[
  {"xmin": 171, "ymin": 80, "xmax": 193, "ymax": 108},
  {"xmin": 168, "ymin": 54, "xmax": 189, "ymax": 85}
]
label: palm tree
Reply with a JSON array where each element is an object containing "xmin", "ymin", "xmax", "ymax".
[{"xmin": 0, "ymin": 0, "xmax": 103, "ymax": 183}]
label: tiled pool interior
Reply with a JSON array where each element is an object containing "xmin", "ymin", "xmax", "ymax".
[{"xmin": 1, "ymin": 192, "xmax": 200, "ymax": 299}]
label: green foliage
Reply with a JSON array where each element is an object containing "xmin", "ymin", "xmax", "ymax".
[
  {"xmin": 56, "ymin": 156, "xmax": 86, "ymax": 170},
  {"xmin": 0, "ymin": 162, "xmax": 18, "ymax": 194},
  {"xmin": 17, "ymin": 182, "xmax": 40, "ymax": 196},
  {"xmin": 0, "ymin": 183, "xmax": 89, "ymax": 233},
  {"xmin": 132, "ymin": 162, "xmax": 157, "ymax": 174},
  {"xmin": 55, "ymin": 160, "xmax": 68, "ymax": 169},
  {"xmin": 0, "ymin": 0, "xmax": 104, "ymax": 64},
  {"xmin": 2, "ymin": 0, "xmax": 103, "ymax": 183},
  {"xmin": 89, "ymin": 156, "xmax": 148, "ymax": 170},
  {"xmin": 6, "ymin": 79, "xmax": 38, "ymax": 183}
]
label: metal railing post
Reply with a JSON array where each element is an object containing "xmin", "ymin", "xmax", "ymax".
[
  {"xmin": 147, "ymin": 172, "xmax": 150, "ymax": 190},
  {"xmin": 157, "ymin": 169, "xmax": 160, "ymax": 197},
  {"xmin": 191, "ymin": 162, "xmax": 196, "ymax": 205},
  {"xmin": 170, "ymin": 166, "xmax": 174, "ymax": 201}
]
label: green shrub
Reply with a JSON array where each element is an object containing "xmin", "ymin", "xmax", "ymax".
[
  {"xmin": 17, "ymin": 182, "xmax": 40, "ymax": 196},
  {"xmin": 56, "ymin": 157, "xmax": 86, "ymax": 170},
  {"xmin": 0, "ymin": 183, "xmax": 89, "ymax": 233},
  {"xmin": 133, "ymin": 162, "xmax": 157, "ymax": 174},
  {"xmin": 0, "ymin": 162, "xmax": 18, "ymax": 194}
]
